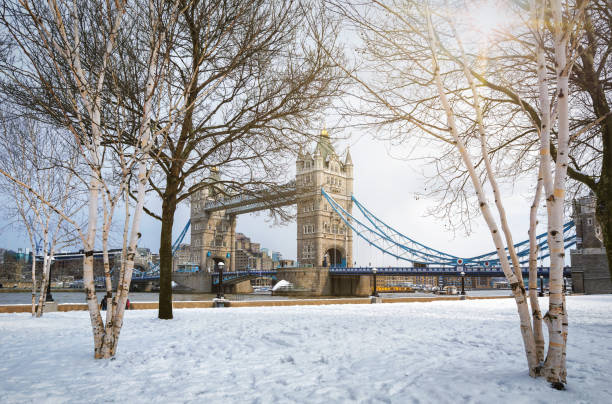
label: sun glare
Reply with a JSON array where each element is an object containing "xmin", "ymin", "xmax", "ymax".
[{"xmin": 464, "ymin": 1, "xmax": 509, "ymax": 42}]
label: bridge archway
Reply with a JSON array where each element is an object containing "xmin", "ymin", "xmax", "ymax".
[{"xmin": 324, "ymin": 247, "xmax": 345, "ymax": 267}]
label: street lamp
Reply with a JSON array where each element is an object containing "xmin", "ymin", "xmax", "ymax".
[
  {"xmin": 372, "ymin": 267, "xmax": 378, "ymax": 297},
  {"xmin": 539, "ymin": 274, "xmax": 544, "ymax": 297},
  {"xmin": 217, "ymin": 261, "xmax": 225, "ymax": 299},
  {"xmin": 460, "ymin": 271, "xmax": 466, "ymax": 295}
]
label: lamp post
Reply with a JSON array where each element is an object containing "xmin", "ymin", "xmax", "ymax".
[
  {"xmin": 217, "ymin": 261, "xmax": 225, "ymax": 299},
  {"xmin": 460, "ymin": 271, "xmax": 466, "ymax": 295},
  {"xmin": 372, "ymin": 267, "xmax": 378, "ymax": 297},
  {"xmin": 539, "ymin": 274, "xmax": 544, "ymax": 297}
]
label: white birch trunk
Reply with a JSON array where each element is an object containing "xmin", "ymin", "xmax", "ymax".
[
  {"xmin": 84, "ymin": 164, "xmax": 105, "ymax": 358},
  {"xmin": 453, "ymin": 30, "xmax": 523, "ymax": 282},
  {"xmin": 22, "ymin": 214, "xmax": 38, "ymax": 316},
  {"xmin": 541, "ymin": 0, "xmax": 571, "ymax": 386},
  {"xmin": 425, "ymin": 7, "xmax": 538, "ymax": 374},
  {"xmin": 528, "ymin": 168, "xmax": 545, "ymax": 364},
  {"xmin": 35, "ymin": 226, "xmax": 50, "ymax": 317},
  {"xmin": 102, "ymin": 20, "xmax": 161, "ymax": 354},
  {"xmin": 101, "ymin": 194, "xmax": 115, "ymax": 328},
  {"xmin": 30, "ymin": 244, "xmax": 37, "ymax": 316},
  {"xmin": 51, "ymin": 0, "xmax": 127, "ymax": 358}
]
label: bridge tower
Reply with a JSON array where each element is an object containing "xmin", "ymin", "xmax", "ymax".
[
  {"xmin": 570, "ymin": 194, "xmax": 611, "ymax": 293},
  {"xmin": 296, "ymin": 129, "xmax": 353, "ymax": 267},
  {"xmin": 189, "ymin": 167, "xmax": 236, "ymax": 272}
]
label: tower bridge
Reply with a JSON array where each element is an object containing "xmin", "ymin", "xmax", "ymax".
[
  {"xmin": 134, "ymin": 128, "xmax": 578, "ymax": 295},
  {"xmin": 187, "ymin": 128, "xmax": 354, "ymax": 274}
]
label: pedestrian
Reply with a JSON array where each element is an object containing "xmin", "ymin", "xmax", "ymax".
[
  {"xmin": 100, "ymin": 296, "xmax": 108, "ymax": 311},
  {"xmin": 126, "ymin": 298, "xmax": 130, "ymax": 310}
]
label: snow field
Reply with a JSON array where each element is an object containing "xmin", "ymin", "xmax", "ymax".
[{"xmin": 1, "ymin": 296, "xmax": 611, "ymax": 403}]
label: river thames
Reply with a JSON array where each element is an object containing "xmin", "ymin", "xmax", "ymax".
[{"xmin": 0, "ymin": 289, "xmax": 512, "ymax": 305}]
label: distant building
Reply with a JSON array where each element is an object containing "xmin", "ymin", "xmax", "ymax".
[
  {"xmin": 233, "ymin": 233, "xmax": 271, "ymax": 270},
  {"xmin": 278, "ymin": 259, "xmax": 295, "ymax": 268},
  {"xmin": 151, "ymin": 253, "xmax": 160, "ymax": 265},
  {"xmin": 261, "ymin": 250, "xmax": 274, "ymax": 270},
  {"xmin": 272, "ymin": 251, "xmax": 283, "ymax": 263},
  {"xmin": 570, "ymin": 195, "xmax": 611, "ymax": 294},
  {"xmin": 135, "ymin": 247, "xmax": 152, "ymax": 270},
  {"xmin": 173, "ymin": 244, "xmax": 194, "ymax": 272}
]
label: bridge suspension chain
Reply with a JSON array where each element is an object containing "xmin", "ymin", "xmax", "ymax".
[
  {"xmin": 322, "ymin": 189, "xmax": 459, "ymax": 265},
  {"xmin": 323, "ymin": 188, "xmax": 577, "ymax": 267}
]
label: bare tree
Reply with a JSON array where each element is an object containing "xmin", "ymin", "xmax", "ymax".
[
  {"xmin": 0, "ymin": 117, "xmax": 82, "ymax": 316},
  {"xmin": 326, "ymin": 0, "xmax": 586, "ymax": 387},
  {"xmin": 0, "ymin": 0, "xmax": 177, "ymax": 358},
  {"xmin": 119, "ymin": 0, "xmax": 346, "ymax": 319},
  {"xmin": 427, "ymin": 0, "xmax": 612, "ymax": 282}
]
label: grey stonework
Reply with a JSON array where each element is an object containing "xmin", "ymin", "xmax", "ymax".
[
  {"xmin": 570, "ymin": 196, "xmax": 611, "ymax": 294},
  {"xmin": 295, "ymin": 129, "xmax": 353, "ymax": 267}
]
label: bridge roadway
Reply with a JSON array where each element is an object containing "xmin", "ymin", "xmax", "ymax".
[
  {"xmin": 329, "ymin": 266, "xmax": 572, "ymax": 277},
  {"xmin": 132, "ymin": 266, "xmax": 570, "ymax": 283}
]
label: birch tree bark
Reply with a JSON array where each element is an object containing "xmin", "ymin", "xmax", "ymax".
[
  {"xmin": 424, "ymin": 5, "xmax": 538, "ymax": 375},
  {"xmin": 527, "ymin": 167, "xmax": 545, "ymax": 364}
]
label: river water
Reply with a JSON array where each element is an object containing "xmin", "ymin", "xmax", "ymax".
[{"xmin": 0, "ymin": 289, "xmax": 512, "ymax": 305}]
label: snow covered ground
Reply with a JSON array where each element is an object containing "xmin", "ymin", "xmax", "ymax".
[{"xmin": 1, "ymin": 296, "xmax": 611, "ymax": 403}]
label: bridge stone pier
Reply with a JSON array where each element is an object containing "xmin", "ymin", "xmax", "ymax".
[
  {"xmin": 329, "ymin": 275, "xmax": 372, "ymax": 296},
  {"xmin": 274, "ymin": 267, "xmax": 372, "ymax": 297},
  {"xmin": 171, "ymin": 271, "xmax": 253, "ymax": 294},
  {"xmin": 169, "ymin": 267, "xmax": 372, "ymax": 296},
  {"xmin": 173, "ymin": 272, "xmax": 212, "ymax": 293}
]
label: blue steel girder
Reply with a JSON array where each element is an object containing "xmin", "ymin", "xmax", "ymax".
[
  {"xmin": 352, "ymin": 196, "xmax": 459, "ymax": 262},
  {"xmin": 138, "ymin": 219, "xmax": 192, "ymax": 277}
]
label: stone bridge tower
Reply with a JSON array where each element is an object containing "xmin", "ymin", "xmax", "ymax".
[
  {"xmin": 188, "ymin": 129, "xmax": 353, "ymax": 271},
  {"xmin": 571, "ymin": 195, "xmax": 611, "ymax": 293},
  {"xmin": 296, "ymin": 129, "xmax": 353, "ymax": 267},
  {"xmin": 190, "ymin": 167, "xmax": 236, "ymax": 272}
]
